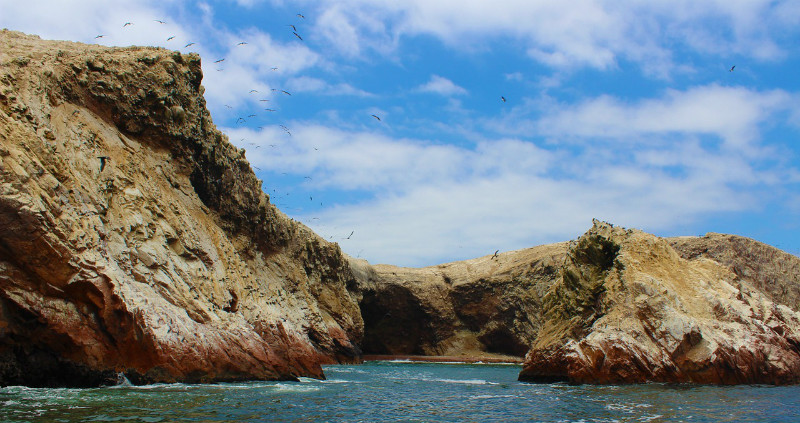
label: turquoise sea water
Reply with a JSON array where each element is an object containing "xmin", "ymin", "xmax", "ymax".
[{"xmin": 1, "ymin": 361, "xmax": 799, "ymax": 422}]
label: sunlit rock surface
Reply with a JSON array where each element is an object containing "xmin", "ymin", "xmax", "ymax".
[{"xmin": 0, "ymin": 30, "xmax": 362, "ymax": 387}]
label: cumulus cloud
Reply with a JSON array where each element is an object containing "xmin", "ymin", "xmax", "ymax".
[
  {"xmin": 416, "ymin": 75, "xmax": 467, "ymax": 96},
  {"xmin": 219, "ymin": 81, "xmax": 798, "ymax": 266}
]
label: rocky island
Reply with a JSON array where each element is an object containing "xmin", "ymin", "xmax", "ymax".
[{"xmin": 2, "ymin": 30, "xmax": 799, "ymax": 387}]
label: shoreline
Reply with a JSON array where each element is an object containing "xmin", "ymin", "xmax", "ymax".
[{"xmin": 361, "ymin": 355, "xmax": 524, "ymax": 364}]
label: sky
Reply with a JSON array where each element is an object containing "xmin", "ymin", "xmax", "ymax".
[{"xmin": 2, "ymin": 0, "xmax": 799, "ymax": 267}]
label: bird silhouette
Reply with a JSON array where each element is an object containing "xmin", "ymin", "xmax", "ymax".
[
  {"xmin": 288, "ymin": 24, "xmax": 297, "ymax": 31},
  {"xmin": 293, "ymin": 32, "xmax": 303, "ymax": 41},
  {"xmin": 501, "ymin": 96, "xmax": 506, "ymax": 102},
  {"xmin": 123, "ymin": 22, "xmax": 132, "ymax": 27},
  {"xmin": 214, "ymin": 58, "xmax": 225, "ymax": 63},
  {"xmin": 184, "ymin": 42, "xmax": 195, "ymax": 48},
  {"xmin": 346, "ymin": 231, "xmax": 354, "ymax": 239},
  {"xmin": 729, "ymin": 65, "xmax": 735, "ymax": 72},
  {"xmin": 95, "ymin": 35, "xmax": 105, "ymax": 39},
  {"xmin": 237, "ymin": 41, "xmax": 248, "ymax": 46},
  {"xmin": 155, "ymin": 20, "xmax": 166, "ymax": 24},
  {"xmin": 297, "ymin": 13, "xmax": 305, "ymax": 19},
  {"xmin": 371, "ymin": 114, "xmax": 381, "ymax": 121},
  {"xmin": 281, "ymin": 90, "xmax": 292, "ymax": 96},
  {"xmin": 166, "ymin": 36, "xmax": 175, "ymax": 41},
  {"xmin": 492, "ymin": 250, "xmax": 499, "ymax": 259}
]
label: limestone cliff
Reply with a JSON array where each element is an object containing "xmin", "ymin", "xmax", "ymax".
[
  {"xmin": 0, "ymin": 30, "xmax": 362, "ymax": 387},
  {"xmin": 519, "ymin": 221, "xmax": 800, "ymax": 384}
]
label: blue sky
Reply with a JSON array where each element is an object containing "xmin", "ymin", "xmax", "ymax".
[{"xmin": 3, "ymin": 0, "xmax": 799, "ymax": 266}]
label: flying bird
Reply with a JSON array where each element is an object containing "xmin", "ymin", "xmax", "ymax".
[
  {"xmin": 492, "ymin": 250, "xmax": 499, "ymax": 259},
  {"xmin": 248, "ymin": 114, "xmax": 257, "ymax": 118},
  {"xmin": 184, "ymin": 42, "xmax": 195, "ymax": 48},
  {"xmin": 281, "ymin": 90, "xmax": 292, "ymax": 96},
  {"xmin": 166, "ymin": 36, "xmax": 175, "ymax": 41},
  {"xmin": 155, "ymin": 20, "xmax": 166, "ymax": 24},
  {"xmin": 249, "ymin": 89, "xmax": 259, "ymax": 93},
  {"xmin": 95, "ymin": 35, "xmax": 105, "ymax": 39},
  {"xmin": 123, "ymin": 22, "xmax": 132, "ymax": 27},
  {"xmin": 259, "ymin": 99, "xmax": 270, "ymax": 102},
  {"xmin": 371, "ymin": 114, "xmax": 381, "ymax": 121},
  {"xmin": 236, "ymin": 117, "xmax": 246, "ymax": 124},
  {"xmin": 293, "ymin": 32, "xmax": 303, "ymax": 41},
  {"xmin": 98, "ymin": 156, "xmax": 111, "ymax": 172},
  {"xmin": 264, "ymin": 108, "xmax": 276, "ymax": 112},
  {"xmin": 346, "ymin": 231, "xmax": 354, "ymax": 240},
  {"xmin": 270, "ymin": 67, "xmax": 278, "ymax": 71},
  {"xmin": 729, "ymin": 65, "xmax": 735, "ymax": 72},
  {"xmin": 501, "ymin": 96, "xmax": 506, "ymax": 102},
  {"xmin": 214, "ymin": 58, "xmax": 225, "ymax": 63},
  {"xmin": 237, "ymin": 41, "xmax": 248, "ymax": 46},
  {"xmin": 297, "ymin": 13, "xmax": 305, "ymax": 19},
  {"xmin": 288, "ymin": 24, "xmax": 297, "ymax": 31}
]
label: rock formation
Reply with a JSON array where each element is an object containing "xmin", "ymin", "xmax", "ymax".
[
  {"xmin": 3, "ymin": 30, "xmax": 800, "ymax": 387},
  {"xmin": 519, "ymin": 220, "xmax": 800, "ymax": 384},
  {"xmin": 349, "ymin": 243, "xmax": 566, "ymax": 359},
  {"xmin": 0, "ymin": 30, "xmax": 362, "ymax": 387}
]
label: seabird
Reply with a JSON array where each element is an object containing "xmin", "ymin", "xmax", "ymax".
[
  {"xmin": 729, "ymin": 65, "xmax": 735, "ymax": 72},
  {"xmin": 155, "ymin": 20, "xmax": 166, "ymax": 24},
  {"xmin": 293, "ymin": 32, "xmax": 303, "ymax": 41},
  {"xmin": 297, "ymin": 13, "xmax": 305, "ymax": 19},
  {"xmin": 501, "ymin": 96, "xmax": 506, "ymax": 102},
  {"xmin": 166, "ymin": 36, "xmax": 175, "ymax": 41},
  {"xmin": 237, "ymin": 41, "xmax": 248, "ymax": 46},
  {"xmin": 95, "ymin": 35, "xmax": 105, "ymax": 39},
  {"xmin": 214, "ymin": 58, "xmax": 225, "ymax": 63},
  {"xmin": 236, "ymin": 117, "xmax": 246, "ymax": 124},
  {"xmin": 346, "ymin": 231, "xmax": 354, "ymax": 239},
  {"xmin": 98, "ymin": 156, "xmax": 111, "ymax": 172},
  {"xmin": 281, "ymin": 90, "xmax": 292, "ymax": 96},
  {"xmin": 249, "ymin": 89, "xmax": 259, "ymax": 93},
  {"xmin": 288, "ymin": 24, "xmax": 297, "ymax": 31},
  {"xmin": 264, "ymin": 108, "xmax": 276, "ymax": 112},
  {"xmin": 248, "ymin": 114, "xmax": 257, "ymax": 118},
  {"xmin": 123, "ymin": 22, "xmax": 133, "ymax": 27},
  {"xmin": 259, "ymin": 99, "xmax": 270, "ymax": 102},
  {"xmin": 270, "ymin": 67, "xmax": 278, "ymax": 71},
  {"xmin": 184, "ymin": 42, "xmax": 195, "ymax": 48},
  {"xmin": 371, "ymin": 114, "xmax": 381, "ymax": 121},
  {"xmin": 492, "ymin": 250, "xmax": 499, "ymax": 259}
]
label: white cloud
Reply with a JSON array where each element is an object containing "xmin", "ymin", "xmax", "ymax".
[
  {"xmin": 305, "ymin": 0, "xmax": 798, "ymax": 72},
  {"xmin": 533, "ymin": 85, "xmax": 792, "ymax": 150},
  {"xmin": 416, "ymin": 75, "xmax": 467, "ymax": 96},
  {"xmin": 221, "ymin": 106, "xmax": 794, "ymax": 266},
  {"xmin": 286, "ymin": 76, "xmax": 373, "ymax": 96}
]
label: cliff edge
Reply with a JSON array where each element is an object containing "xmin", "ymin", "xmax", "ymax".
[
  {"xmin": 0, "ymin": 30, "xmax": 362, "ymax": 387},
  {"xmin": 519, "ymin": 221, "xmax": 800, "ymax": 384}
]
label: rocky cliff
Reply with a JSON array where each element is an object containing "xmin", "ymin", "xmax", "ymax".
[
  {"xmin": 519, "ymin": 221, "xmax": 800, "ymax": 384},
  {"xmin": 349, "ymin": 242, "xmax": 566, "ymax": 359},
  {"xmin": 0, "ymin": 30, "xmax": 362, "ymax": 387},
  {"xmin": 3, "ymin": 31, "xmax": 800, "ymax": 388}
]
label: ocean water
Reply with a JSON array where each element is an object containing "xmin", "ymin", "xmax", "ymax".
[{"xmin": 1, "ymin": 361, "xmax": 799, "ymax": 422}]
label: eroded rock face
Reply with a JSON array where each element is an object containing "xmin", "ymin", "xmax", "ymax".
[
  {"xmin": 349, "ymin": 243, "xmax": 567, "ymax": 359},
  {"xmin": 0, "ymin": 30, "xmax": 362, "ymax": 387},
  {"xmin": 519, "ymin": 220, "xmax": 800, "ymax": 385}
]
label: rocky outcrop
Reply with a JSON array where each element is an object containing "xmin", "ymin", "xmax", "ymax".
[
  {"xmin": 3, "ymin": 31, "xmax": 800, "ymax": 388},
  {"xmin": 0, "ymin": 30, "xmax": 362, "ymax": 387},
  {"xmin": 519, "ymin": 220, "xmax": 800, "ymax": 384},
  {"xmin": 349, "ymin": 243, "xmax": 567, "ymax": 359}
]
